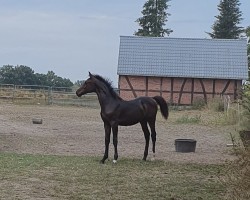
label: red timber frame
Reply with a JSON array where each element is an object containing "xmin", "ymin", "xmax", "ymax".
[{"xmin": 118, "ymin": 75, "xmax": 242, "ymax": 105}]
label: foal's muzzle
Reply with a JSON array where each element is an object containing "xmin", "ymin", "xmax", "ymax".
[{"xmin": 76, "ymin": 91, "xmax": 81, "ymax": 97}]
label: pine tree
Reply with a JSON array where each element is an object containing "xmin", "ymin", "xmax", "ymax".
[
  {"xmin": 207, "ymin": 0, "xmax": 244, "ymax": 39},
  {"xmin": 246, "ymin": 26, "xmax": 250, "ymax": 78},
  {"xmin": 135, "ymin": 0, "xmax": 172, "ymax": 37}
]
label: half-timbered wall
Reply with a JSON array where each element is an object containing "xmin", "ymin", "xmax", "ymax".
[{"xmin": 118, "ymin": 75, "xmax": 242, "ymax": 105}]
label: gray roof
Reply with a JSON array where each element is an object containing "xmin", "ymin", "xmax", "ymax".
[{"xmin": 117, "ymin": 36, "xmax": 248, "ymax": 80}]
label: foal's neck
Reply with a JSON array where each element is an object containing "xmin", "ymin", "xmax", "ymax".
[{"xmin": 95, "ymin": 87, "xmax": 120, "ymax": 110}]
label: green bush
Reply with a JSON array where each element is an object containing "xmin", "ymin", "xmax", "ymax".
[
  {"xmin": 225, "ymin": 148, "xmax": 250, "ymax": 200},
  {"xmin": 192, "ymin": 97, "xmax": 206, "ymax": 110},
  {"xmin": 240, "ymin": 84, "xmax": 250, "ymax": 130},
  {"xmin": 225, "ymin": 84, "xmax": 250, "ymax": 199},
  {"xmin": 207, "ymin": 96, "xmax": 225, "ymax": 112}
]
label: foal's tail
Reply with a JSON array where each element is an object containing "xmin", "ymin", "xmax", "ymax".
[{"xmin": 153, "ymin": 96, "xmax": 169, "ymax": 120}]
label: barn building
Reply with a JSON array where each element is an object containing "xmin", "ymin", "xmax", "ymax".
[{"xmin": 117, "ymin": 36, "xmax": 248, "ymax": 105}]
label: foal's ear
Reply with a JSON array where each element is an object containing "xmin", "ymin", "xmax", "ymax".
[{"xmin": 88, "ymin": 72, "xmax": 93, "ymax": 78}]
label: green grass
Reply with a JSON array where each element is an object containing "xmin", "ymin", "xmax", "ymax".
[
  {"xmin": 0, "ymin": 153, "xmax": 226, "ymax": 200},
  {"xmin": 175, "ymin": 115, "xmax": 201, "ymax": 124}
]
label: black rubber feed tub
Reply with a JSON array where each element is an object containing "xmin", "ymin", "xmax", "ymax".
[
  {"xmin": 32, "ymin": 118, "xmax": 43, "ymax": 124},
  {"xmin": 175, "ymin": 139, "xmax": 197, "ymax": 153}
]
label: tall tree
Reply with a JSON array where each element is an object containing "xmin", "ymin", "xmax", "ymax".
[
  {"xmin": 246, "ymin": 26, "xmax": 250, "ymax": 78},
  {"xmin": 0, "ymin": 65, "xmax": 37, "ymax": 85},
  {"xmin": 42, "ymin": 70, "xmax": 73, "ymax": 87},
  {"xmin": 135, "ymin": 0, "xmax": 172, "ymax": 37},
  {"xmin": 207, "ymin": 0, "xmax": 244, "ymax": 39},
  {"xmin": 0, "ymin": 65, "xmax": 73, "ymax": 87},
  {"xmin": 14, "ymin": 65, "xmax": 37, "ymax": 85}
]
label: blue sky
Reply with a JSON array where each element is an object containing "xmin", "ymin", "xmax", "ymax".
[{"xmin": 0, "ymin": 0, "xmax": 249, "ymax": 86}]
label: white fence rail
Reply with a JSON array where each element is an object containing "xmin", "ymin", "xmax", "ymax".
[{"xmin": 0, "ymin": 84, "xmax": 99, "ymax": 107}]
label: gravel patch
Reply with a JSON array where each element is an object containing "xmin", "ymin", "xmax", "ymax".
[{"xmin": 0, "ymin": 103, "xmax": 236, "ymax": 164}]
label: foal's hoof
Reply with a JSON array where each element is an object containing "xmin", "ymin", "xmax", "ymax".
[
  {"xmin": 113, "ymin": 160, "xmax": 117, "ymax": 164},
  {"xmin": 151, "ymin": 153, "xmax": 156, "ymax": 161},
  {"xmin": 100, "ymin": 160, "xmax": 105, "ymax": 164}
]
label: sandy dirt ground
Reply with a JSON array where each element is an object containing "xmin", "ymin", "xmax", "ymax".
[{"xmin": 0, "ymin": 103, "xmax": 236, "ymax": 164}]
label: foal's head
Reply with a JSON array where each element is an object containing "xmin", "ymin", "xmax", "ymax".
[
  {"xmin": 76, "ymin": 72, "xmax": 96, "ymax": 97},
  {"xmin": 76, "ymin": 72, "xmax": 120, "ymax": 100}
]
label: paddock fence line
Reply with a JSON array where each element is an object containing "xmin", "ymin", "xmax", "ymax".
[{"xmin": 0, "ymin": 84, "xmax": 99, "ymax": 108}]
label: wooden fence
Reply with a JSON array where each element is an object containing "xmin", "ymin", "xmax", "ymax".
[{"xmin": 0, "ymin": 84, "xmax": 99, "ymax": 107}]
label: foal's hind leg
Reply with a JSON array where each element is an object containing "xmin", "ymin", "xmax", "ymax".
[
  {"xmin": 140, "ymin": 121, "xmax": 150, "ymax": 161},
  {"xmin": 112, "ymin": 125, "xmax": 119, "ymax": 163},
  {"xmin": 148, "ymin": 118, "xmax": 157, "ymax": 156}
]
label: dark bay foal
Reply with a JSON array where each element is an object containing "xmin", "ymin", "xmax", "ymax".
[{"xmin": 76, "ymin": 72, "xmax": 169, "ymax": 163}]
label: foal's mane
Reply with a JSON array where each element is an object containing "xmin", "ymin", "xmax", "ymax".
[{"xmin": 93, "ymin": 74, "xmax": 122, "ymax": 100}]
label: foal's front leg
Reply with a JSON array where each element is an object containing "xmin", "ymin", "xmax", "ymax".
[{"xmin": 100, "ymin": 122, "xmax": 111, "ymax": 164}]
